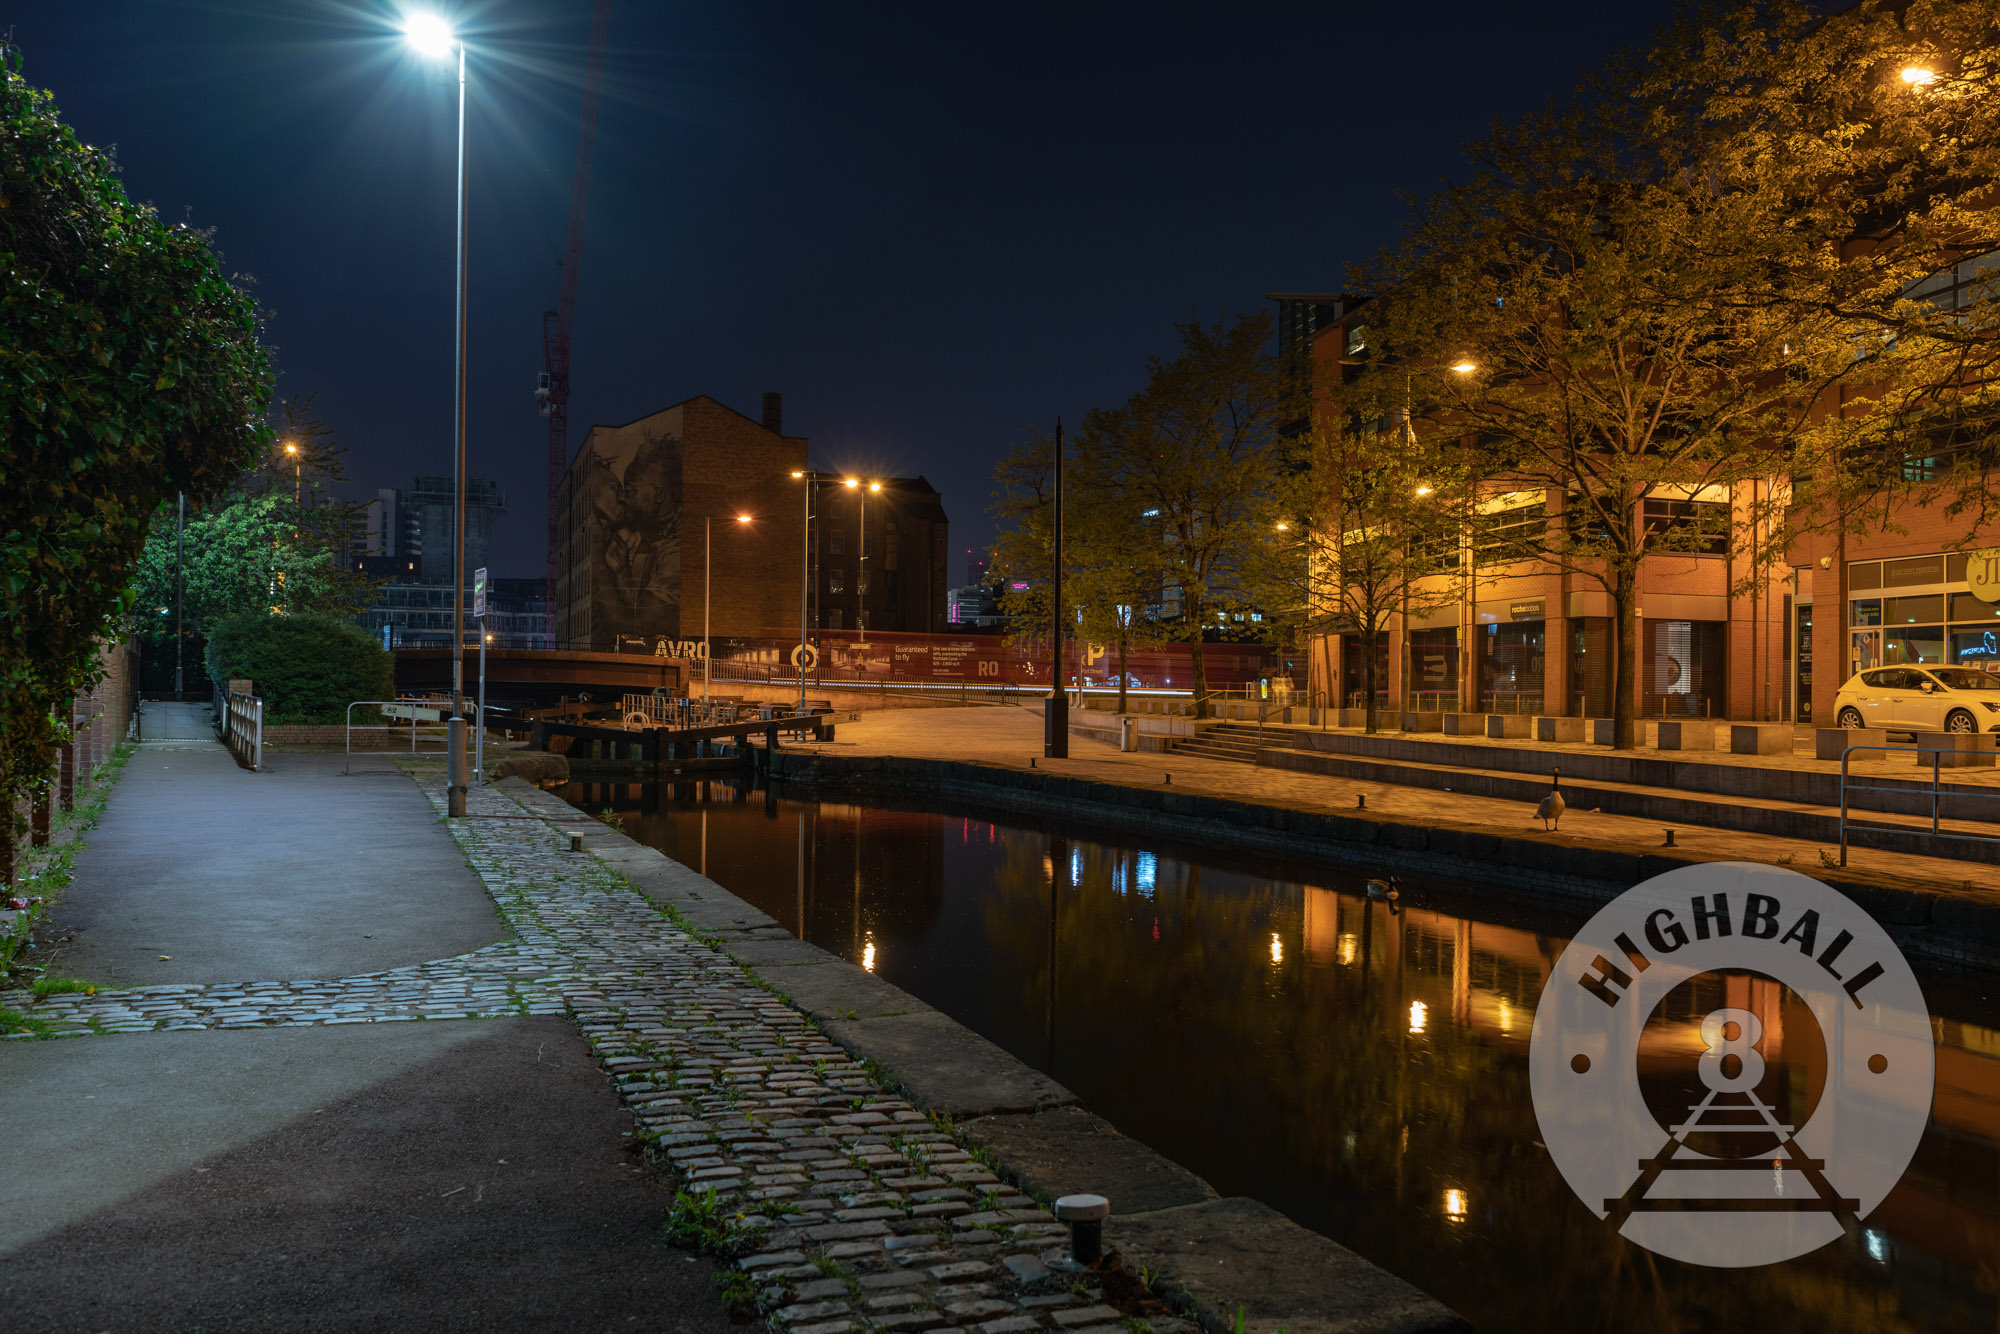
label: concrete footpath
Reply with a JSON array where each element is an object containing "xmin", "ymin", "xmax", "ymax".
[{"xmin": 1, "ymin": 703, "xmax": 738, "ymax": 1334}]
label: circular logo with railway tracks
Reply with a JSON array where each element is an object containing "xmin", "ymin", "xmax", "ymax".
[{"xmin": 1528, "ymin": 862, "xmax": 1934, "ymax": 1267}]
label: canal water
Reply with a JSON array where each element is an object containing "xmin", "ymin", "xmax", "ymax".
[{"xmin": 568, "ymin": 778, "xmax": 2000, "ymax": 1334}]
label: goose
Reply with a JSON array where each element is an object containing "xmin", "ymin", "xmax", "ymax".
[{"xmin": 1536, "ymin": 768, "xmax": 1566, "ymax": 831}]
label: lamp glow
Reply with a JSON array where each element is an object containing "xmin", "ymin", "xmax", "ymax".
[
  {"xmin": 1902, "ymin": 66, "xmax": 1938, "ymax": 86},
  {"xmin": 844, "ymin": 477, "xmax": 860, "ymax": 489},
  {"xmin": 404, "ymin": 12, "xmax": 455, "ymax": 58},
  {"xmin": 1451, "ymin": 361, "xmax": 1477, "ymax": 374},
  {"xmin": 1415, "ymin": 485, "xmax": 1433, "ymax": 496},
  {"xmin": 736, "ymin": 514, "xmax": 753, "ymax": 524}
]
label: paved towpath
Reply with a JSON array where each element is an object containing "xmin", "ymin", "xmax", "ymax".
[
  {"xmin": 2, "ymin": 708, "xmax": 1288, "ymax": 1334},
  {"xmin": 0, "ymin": 703, "xmax": 739, "ymax": 1334},
  {"xmin": 785, "ymin": 705, "xmax": 2000, "ymax": 897}
]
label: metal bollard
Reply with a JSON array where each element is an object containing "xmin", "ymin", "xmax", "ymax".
[
  {"xmin": 1053, "ymin": 1194, "xmax": 1110, "ymax": 1267},
  {"xmin": 569, "ymin": 831, "xmax": 585, "ymax": 853},
  {"xmin": 447, "ymin": 717, "xmax": 468, "ymax": 818}
]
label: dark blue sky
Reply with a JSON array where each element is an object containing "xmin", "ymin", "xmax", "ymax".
[{"xmin": 9, "ymin": 1, "xmax": 1676, "ymax": 579}]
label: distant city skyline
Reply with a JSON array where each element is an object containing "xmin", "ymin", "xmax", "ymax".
[{"xmin": 9, "ymin": 1, "xmax": 1676, "ymax": 577}]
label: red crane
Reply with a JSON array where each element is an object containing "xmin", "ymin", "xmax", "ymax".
[{"xmin": 538, "ymin": 0, "xmax": 611, "ymax": 645}]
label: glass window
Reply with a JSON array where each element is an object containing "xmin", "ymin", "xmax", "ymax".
[
  {"xmin": 1862, "ymin": 669, "xmax": 1895, "ymax": 687},
  {"xmin": 1885, "ymin": 594, "xmax": 1945, "ymax": 624},
  {"xmin": 1952, "ymin": 593, "xmax": 2000, "ymax": 620},
  {"xmin": 1948, "ymin": 553, "xmax": 1970, "ymax": 584},
  {"xmin": 1849, "ymin": 562, "xmax": 1882, "ymax": 591},
  {"xmin": 1882, "ymin": 555, "xmax": 1944, "ymax": 587},
  {"xmin": 1850, "ymin": 599, "xmax": 1882, "ymax": 626},
  {"xmin": 1346, "ymin": 324, "xmax": 1368, "ymax": 356},
  {"xmin": 1884, "ymin": 626, "xmax": 1945, "ymax": 664},
  {"xmin": 1642, "ymin": 498, "xmax": 1729, "ymax": 555},
  {"xmin": 829, "ymin": 529, "xmax": 845, "ymax": 556},
  {"xmin": 828, "ymin": 568, "xmax": 845, "ymax": 594},
  {"xmin": 1930, "ymin": 666, "xmax": 2000, "ymax": 689},
  {"xmin": 1476, "ymin": 497, "xmax": 1547, "ymax": 559},
  {"xmin": 1950, "ymin": 627, "xmax": 2000, "ymax": 666}
]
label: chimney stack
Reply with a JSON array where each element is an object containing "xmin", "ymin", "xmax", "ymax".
[{"xmin": 762, "ymin": 392, "xmax": 783, "ymax": 436}]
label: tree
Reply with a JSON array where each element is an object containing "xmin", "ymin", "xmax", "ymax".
[
  {"xmin": 1347, "ymin": 81, "xmax": 1883, "ymax": 747},
  {"xmin": 1248, "ymin": 395, "xmax": 1475, "ymax": 732},
  {"xmin": 1635, "ymin": 1, "xmax": 2000, "ymax": 540},
  {"xmin": 205, "ymin": 613, "xmax": 393, "ymax": 723},
  {"xmin": 1074, "ymin": 314, "xmax": 1304, "ymax": 717},
  {"xmin": 132, "ymin": 396, "xmax": 375, "ymax": 678},
  {"xmin": 0, "ymin": 48, "xmax": 270, "ymax": 871}
]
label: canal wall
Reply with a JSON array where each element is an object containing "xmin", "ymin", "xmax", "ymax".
[
  {"xmin": 497, "ymin": 778, "xmax": 1470, "ymax": 1334},
  {"xmin": 763, "ymin": 752, "xmax": 2000, "ymax": 976}
]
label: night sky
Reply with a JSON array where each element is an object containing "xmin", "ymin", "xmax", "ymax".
[{"xmin": 10, "ymin": 1, "xmax": 1677, "ymax": 580}]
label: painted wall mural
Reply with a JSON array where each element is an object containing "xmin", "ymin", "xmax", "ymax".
[{"xmin": 584, "ymin": 427, "xmax": 682, "ymax": 647}]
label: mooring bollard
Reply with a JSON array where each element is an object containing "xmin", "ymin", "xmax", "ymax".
[
  {"xmin": 569, "ymin": 831, "xmax": 584, "ymax": 853},
  {"xmin": 1663, "ymin": 829, "xmax": 1677, "ymax": 847},
  {"xmin": 1054, "ymin": 1194, "xmax": 1110, "ymax": 1267}
]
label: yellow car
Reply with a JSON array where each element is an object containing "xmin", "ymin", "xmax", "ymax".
[{"xmin": 1832, "ymin": 666, "xmax": 2000, "ymax": 733}]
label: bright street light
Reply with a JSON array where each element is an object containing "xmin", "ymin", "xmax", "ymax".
[
  {"xmin": 404, "ymin": 8, "xmax": 472, "ymax": 816},
  {"xmin": 736, "ymin": 514, "xmax": 753, "ymax": 524},
  {"xmin": 1450, "ymin": 361, "xmax": 1477, "ymax": 374},
  {"xmin": 403, "ymin": 12, "xmax": 455, "ymax": 58},
  {"xmin": 1901, "ymin": 66, "xmax": 1939, "ymax": 86},
  {"xmin": 1416, "ymin": 485, "xmax": 1434, "ymax": 496}
]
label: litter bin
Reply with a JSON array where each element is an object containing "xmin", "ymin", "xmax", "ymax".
[{"xmin": 1120, "ymin": 717, "xmax": 1137, "ymax": 752}]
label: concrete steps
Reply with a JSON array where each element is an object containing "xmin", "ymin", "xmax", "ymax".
[{"xmin": 1166, "ymin": 723, "xmax": 1269, "ymax": 765}]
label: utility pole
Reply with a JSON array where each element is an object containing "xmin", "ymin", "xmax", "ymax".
[{"xmin": 1044, "ymin": 418, "xmax": 1067, "ymax": 758}]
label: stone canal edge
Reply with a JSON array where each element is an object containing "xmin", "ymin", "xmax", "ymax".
[
  {"xmin": 3, "ymin": 768, "xmax": 1468, "ymax": 1334},
  {"xmin": 759, "ymin": 751, "xmax": 2000, "ymax": 976}
]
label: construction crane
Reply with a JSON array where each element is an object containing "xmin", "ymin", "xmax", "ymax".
[{"xmin": 538, "ymin": 0, "xmax": 611, "ymax": 645}]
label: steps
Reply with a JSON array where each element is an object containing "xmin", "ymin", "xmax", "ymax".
[{"xmin": 1166, "ymin": 722, "xmax": 1271, "ymax": 765}]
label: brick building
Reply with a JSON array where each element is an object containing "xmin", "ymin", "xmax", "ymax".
[
  {"xmin": 806, "ymin": 475, "xmax": 951, "ymax": 635},
  {"xmin": 552, "ymin": 393, "xmax": 808, "ymax": 652},
  {"xmin": 1278, "ymin": 294, "xmax": 1997, "ymax": 725}
]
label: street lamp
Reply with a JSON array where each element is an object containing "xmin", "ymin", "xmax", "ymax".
[
  {"xmin": 1450, "ymin": 362, "xmax": 1477, "ymax": 374},
  {"xmin": 844, "ymin": 476, "xmax": 882, "ymax": 633},
  {"xmin": 790, "ymin": 470, "xmax": 819, "ymax": 713},
  {"xmin": 1901, "ymin": 66, "xmax": 1939, "ymax": 86},
  {"xmin": 283, "ymin": 441, "xmax": 301, "ymax": 508},
  {"xmin": 405, "ymin": 10, "xmax": 472, "ymax": 817},
  {"xmin": 702, "ymin": 514, "xmax": 756, "ymax": 699}
]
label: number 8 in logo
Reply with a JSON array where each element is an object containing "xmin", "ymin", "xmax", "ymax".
[{"xmin": 1696, "ymin": 1007, "xmax": 1766, "ymax": 1095}]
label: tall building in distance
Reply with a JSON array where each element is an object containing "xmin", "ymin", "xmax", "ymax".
[{"xmin": 355, "ymin": 476, "xmax": 507, "ymax": 583}]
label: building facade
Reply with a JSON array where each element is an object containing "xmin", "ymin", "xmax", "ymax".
[
  {"xmin": 553, "ymin": 394, "xmax": 808, "ymax": 652},
  {"xmin": 805, "ymin": 475, "xmax": 950, "ymax": 635},
  {"xmin": 1292, "ymin": 302, "xmax": 1999, "ymax": 726}
]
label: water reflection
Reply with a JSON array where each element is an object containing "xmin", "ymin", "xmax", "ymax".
[{"xmin": 569, "ymin": 778, "xmax": 2000, "ymax": 1334}]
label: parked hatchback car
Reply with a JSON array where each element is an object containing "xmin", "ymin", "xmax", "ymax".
[{"xmin": 1833, "ymin": 666, "xmax": 2000, "ymax": 733}]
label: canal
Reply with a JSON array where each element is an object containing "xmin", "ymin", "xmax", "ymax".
[{"xmin": 568, "ymin": 777, "xmax": 2000, "ymax": 1334}]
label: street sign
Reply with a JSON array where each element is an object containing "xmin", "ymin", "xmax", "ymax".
[{"xmin": 472, "ymin": 567, "xmax": 488, "ymax": 618}]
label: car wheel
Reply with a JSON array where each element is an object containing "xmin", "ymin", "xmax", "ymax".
[
  {"xmin": 1947, "ymin": 709, "xmax": 1977, "ymax": 735},
  {"xmin": 1837, "ymin": 707, "xmax": 1865, "ymax": 729}
]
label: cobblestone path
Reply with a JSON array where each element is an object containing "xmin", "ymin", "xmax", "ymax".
[{"xmin": 3, "ymin": 771, "xmax": 1164, "ymax": 1334}]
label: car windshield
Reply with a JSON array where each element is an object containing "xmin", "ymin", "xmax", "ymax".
[{"xmin": 1926, "ymin": 668, "xmax": 2000, "ymax": 690}]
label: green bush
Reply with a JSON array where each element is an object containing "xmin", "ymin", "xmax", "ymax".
[{"xmin": 205, "ymin": 614, "xmax": 393, "ymax": 723}]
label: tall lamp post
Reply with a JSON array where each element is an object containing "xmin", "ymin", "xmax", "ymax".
[
  {"xmin": 789, "ymin": 470, "xmax": 823, "ymax": 714},
  {"xmin": 284, "ymin": 441, "xmax": 301, "ymax": 508},
  {"xmin": 1045, "ymin": 419, "xmax": 1066, "ymax": 758},
  {"xmin": 702, "ymin": 514, "xmax": 754, "ymax": 700},
  {"xmin": 843, "ymin": 477, "xmax": 882, "ymax": 632},
  {"xmin": 405, "ymin": 12, "xmax": 472, "ymax": 818}
]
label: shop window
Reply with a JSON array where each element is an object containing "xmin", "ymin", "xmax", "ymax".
[
  {"xmin": 1642, "ymin": 620, "xmax": 1724, "ymax": 718},
  {"xmin": 1884, "ymin": 594, "xmax": 1945, "ymax": 624},
  {"xmin": 1951, "ymin": 593, "xmax": 2000, "ymax": 620},
  {"xmin": 1408, "ymin": 628, "xmax": 1459, "ymax": 710},
  {"xmin": 1884, "ymin": 626, "xmax": 1945, "ymax": 664},
  {"xmin": 1881, "ymin": 555, "xmax": 1945, "ymax": 587},
  {"xmin": 1642, "ymin": 498, "xmax": 1729, "ymax": 555},
  {"xmin": 1849, "ymin": 562, "xmax": 1882, "ymax": 591},
  {"xmin": 1478, "ymin": 621, "xmax": 1545, "ymax": 714},
  {"xmin": 1849, "ymin": 599, "xmax": 1882, "ymax": 626},
  {"xmin": 1342, "ymin": 636, "xmax": 1390, "ymax": 709},
  {"xmin": 1951, "ymin": 627, "xmax": 2000, "ymax": 666}
]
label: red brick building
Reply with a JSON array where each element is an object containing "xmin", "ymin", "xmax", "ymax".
[
  {"xmin": 553, "ymin": 393, "xmax": 807, "ymax": 652},
  {"xmin": 1281, "ymin": 296, "xmax": 1998, "ymax": 725}
]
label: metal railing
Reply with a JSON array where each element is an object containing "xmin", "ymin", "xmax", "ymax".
[
  {"xmin": 1838, "ymin": 741, "xmax": 2000, "ymax": 865},
  {"xmin": 222, "ymin": 692, "xmax": 263, "ymax": 771},
  {"xmin": 344, "ymin": 700, "xmax": 451, "ymax": 775}
]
